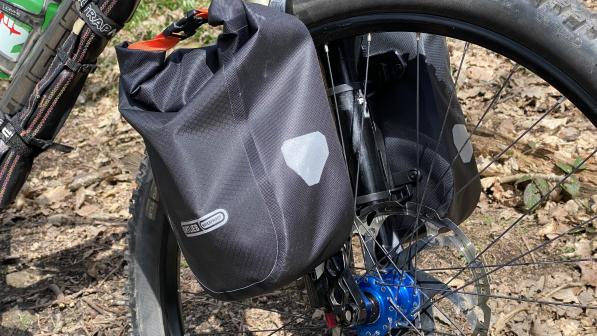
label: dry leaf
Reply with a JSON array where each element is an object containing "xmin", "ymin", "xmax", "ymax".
[
  {"xmin": 541, "ymin": 117, "xmax": 568, "ymax": 131},
  {"xmin": 76, "ymin": 204, "xmax": 100, "ymax": 217},
  {"xmin": 39, "ymin": 185, "xmax": 70, "ymax": 204},
  {"xmin": 573, "ymin": 240, "xmax": 592, "ymax": 258},
  {"xmin": 481, "ymin": 176, "xmax": 497, "ymax": 189},
  {"xmin": 579, "ymin": 262, "xmax": 597, "ymax": 287},
  {"xmin": 551, "ymin": 288, "xmax": 579, "ymax": 303},
  {"xmin": 522, "ymin": 86, "xmax": 544, "ymax": 99}
]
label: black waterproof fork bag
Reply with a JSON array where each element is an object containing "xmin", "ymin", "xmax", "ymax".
[
  {"xmin": 365, "ymin": 33, "xmax": 481, "ymax": 224},
  {"xmin": 116, "ymin": 0, "xmax": 353, "ymax": 300}
]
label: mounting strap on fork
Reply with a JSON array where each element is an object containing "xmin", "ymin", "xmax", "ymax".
[
  {"xmin": 75, "ymin": 0, "xmax": 123, "ymax": 38},
  {"xmin": 0, "ymin": 115, "xmax": 74, "ymax": 158},
  {"xmin": 55, "ymin": 47, "xmax": 98, "ymax": 74},
  {"xmin": 0, "ymin": 0, "xmax": 140, "ymax": 209}
]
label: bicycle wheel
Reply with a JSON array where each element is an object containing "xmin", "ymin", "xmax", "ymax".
[{"xmin": 127, "ymin": 0, "xmax": 597, "ymax": 335}]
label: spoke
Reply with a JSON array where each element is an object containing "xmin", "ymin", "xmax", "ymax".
[
  {"xmin": 415, "ymin": 32, "xmax": 421, "ymax": 196},
  {"xmin": 388, "ymin": 297, "xmax": 425, "ymax": 336},
  {"xmin": 405, "ymin": 95, "xmax": 567, "ymax": 255},
  {"xmin": 354, "ymin": 218, "xmax": 406, "ymax": 271},
  {"xmin": 357, "ymin": 229, "xmax": 444, "ymax": 277},
  {"xmin": 195, "ymin": 324, "xmax": 327, "ymax": 335},
  {"xmin": 423, "ymin": 332, "xmax": 462, "ymax": 336},
  {"xmin": 412, "ymin": 285, "xmax": 597, "ymax": 310},
  {"xmin": 443, "ymin": 147, "xmax": 596, "ymax": 287},
  {"xmin": 415, "ymin": 257, "xmax": 596, "ymax": 272},
  {"xmin": 354, "ymin": 222, "xmax": 384, "ymax": 279},
  {"xmin": 412, "ymin": 32, "xmax": 422, "ymax": 306},
  {"xmin": 324, "ymin": 44, "xmax": 347, "ymax": 161},
  {"xmin": 402, "ymin": 147, "xmax": 595, "ymax": 317},
  {"xmin": 363, "ymin": 33, "xmax": 372, "ymax": 98},
  {"xmin": 455, "ymin": 96, "xmax": 567, "ymax": 196},
  {"xmin": 354, "ymin": 220, "xmax": 466, "ymax": 336},
  {"xmin": 353, "ymin": 217, "xmax": 414, "ymax": 282},
  {"xmin": 354, "ymin": 221, "xmax": 451, "ymax": 336},
  {"xmin": 352, "ymin": 33, "xmax": 373, "ymax": 212},
  {"xmin": 182, "ymin": 292, "xmax": 315, "ymax": 323},
  {"xmin": 434, "ymin": 214, "xmax": 597, "ymax": 306},
  {"xmin": 265, "ymin": 314, "xmax": 303, "ymax": 336},
  {"xmin": 412, "ymin": 40, "xmax": 470, "ymax": 260},
  {"xmin": 416, "ymin": 290, "xmax": 467, "ymax": 336},
  {"xmin": 429, "ymin": 63, "xmax": 520, "ymax": 197},
  {"xmin": 392, "ymin": 62, "xmax": 520, "ymax": 262}
]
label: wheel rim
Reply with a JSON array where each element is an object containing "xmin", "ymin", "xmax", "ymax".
[{"xmin": 150, "ymin": 13, "xmax": 597, "ymax": 336}]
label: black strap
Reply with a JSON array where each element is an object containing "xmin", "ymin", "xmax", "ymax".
[
  {"xmin": 269, "ymin": 0, "xmax": 287, "ymax": 12},
  {"xmin": 17, "ymin": 35, "xmax": 78, "ymax": 127},
  {"xmin": 0, "ymin": 115, "xmax": 74, "ymax": 159},
  {"xmin": 327, "ymin": 83, "xmax": 362, "ymax": 97},
  {"xmin": 76, "ymin": 0, "xmax": 123, "ymax": 39},
  {"xmin": 56, "ymin": 47, "xmax": 97, "ymax": 74},
  {"xmin": 162, "ymin": 9, "xmax": 207, "ymax": 41}
]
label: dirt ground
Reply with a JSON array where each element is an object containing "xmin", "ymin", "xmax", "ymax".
[{"xmin": 1, "ymin": 1, "xmax": 596, "ymax": 335}]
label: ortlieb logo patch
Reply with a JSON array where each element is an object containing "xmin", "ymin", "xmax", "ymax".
[{"xmin": 180, "ymin": 209, "xmax": 228, "ymax": 237}]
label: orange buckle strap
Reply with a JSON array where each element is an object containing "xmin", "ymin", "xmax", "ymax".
[{"xmin": 128, "ymin": 8, "xmax": 208, "ymax": 52}]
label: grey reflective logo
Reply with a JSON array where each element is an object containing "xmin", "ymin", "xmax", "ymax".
[
  {"xmin": 281, "ymin": 132, "xmax": 329, "ymax": 186},
  {"xmin": 180, "ymin": 209, "xmax": 229, "ymax": 237}
]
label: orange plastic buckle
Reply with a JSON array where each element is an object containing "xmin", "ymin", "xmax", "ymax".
[{"xmin": 128, "ymin": 8, "xmax": 208, "ymax": 52}]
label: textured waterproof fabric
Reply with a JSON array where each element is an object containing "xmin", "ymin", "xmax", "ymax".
[
  {"xmin": 365, "ymin": 33, "xmax": 481, "ymax": 224},
  {"xmin": 117, "ymin": 0, "xmax": 353, "ymax": 300}
]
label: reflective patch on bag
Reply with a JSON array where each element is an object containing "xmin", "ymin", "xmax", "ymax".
[
  {"xmin": 180, "ymin": 209, "xmax": 229, "ymax": 237},
  {"xmin": 281, "ymin": 131, "xmax": 329, "ymax": 187},
  {"xmin": 452, "ymin": 124, "xmax": 473, "ymax": 164}
]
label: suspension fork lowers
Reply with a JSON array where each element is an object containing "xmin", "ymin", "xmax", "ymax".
[
  {"xmin": 305, "ymin": 38, "xmax": 392, "ymax": 328},
  {"xmin": 325, "ymin": 38, "xmax": 393, "ymax": 209}
]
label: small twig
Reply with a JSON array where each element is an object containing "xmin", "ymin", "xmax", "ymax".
[
  {"xmin": 1, "ymin": 286, "xmax": 50, "ymax": 305},
  {"xmin": 468, "ymin": 124, "xmax": 518, "ymax": 146},
  {"xmin": 91, "ymin": 220, "xmax": 127, "ymax": 227},
  {"xmin": 48, "ymin": 283, "xmax": 65, "ymax": 302},
  {"xmin": 98, "ymin": 259, "xmax": 124, "ymax": 286},
  {"xmin": 521, "ymin": 237, "xmax": 539, "ymax": 269},
  {"xmin": 493, "ymin": 282, "xmax": 584, "ymax": 333},
  {"xmin": 81, "ymin": 321, "xmax": 92, "ymax": 336},
  {"xmin": 82, "ymin": 297, "xmax": 111, "ymax": 316},
  {"xmin": 37, "ymin": 315, "xmax": 43, "ymax": 333},
  {"xmin": 69, "ymin": 167, "xmax": 121, "ymax": 191},
  {"xmin": 26, "ymin": 288, "xmax": 96, "ymax": 310},
  {"xmin": 494, "ymin": 307, "xmax": 529, "ymax": 334},
  {"xmin": 542, "ymin": 282, "xmax": 583, "ymax": 300},
  {"xmin": 482, "ymin": 173, "xmax": 566, "ymax": 184}
]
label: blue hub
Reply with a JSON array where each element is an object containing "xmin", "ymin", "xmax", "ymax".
[{"xmin": 353, "ymin": 267, "xmax": 422, "ymax": 335}]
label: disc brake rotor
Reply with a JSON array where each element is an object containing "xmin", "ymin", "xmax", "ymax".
[{"xmin": 353, "ymin": 201, "xmax": 491, "ymax": 335}]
